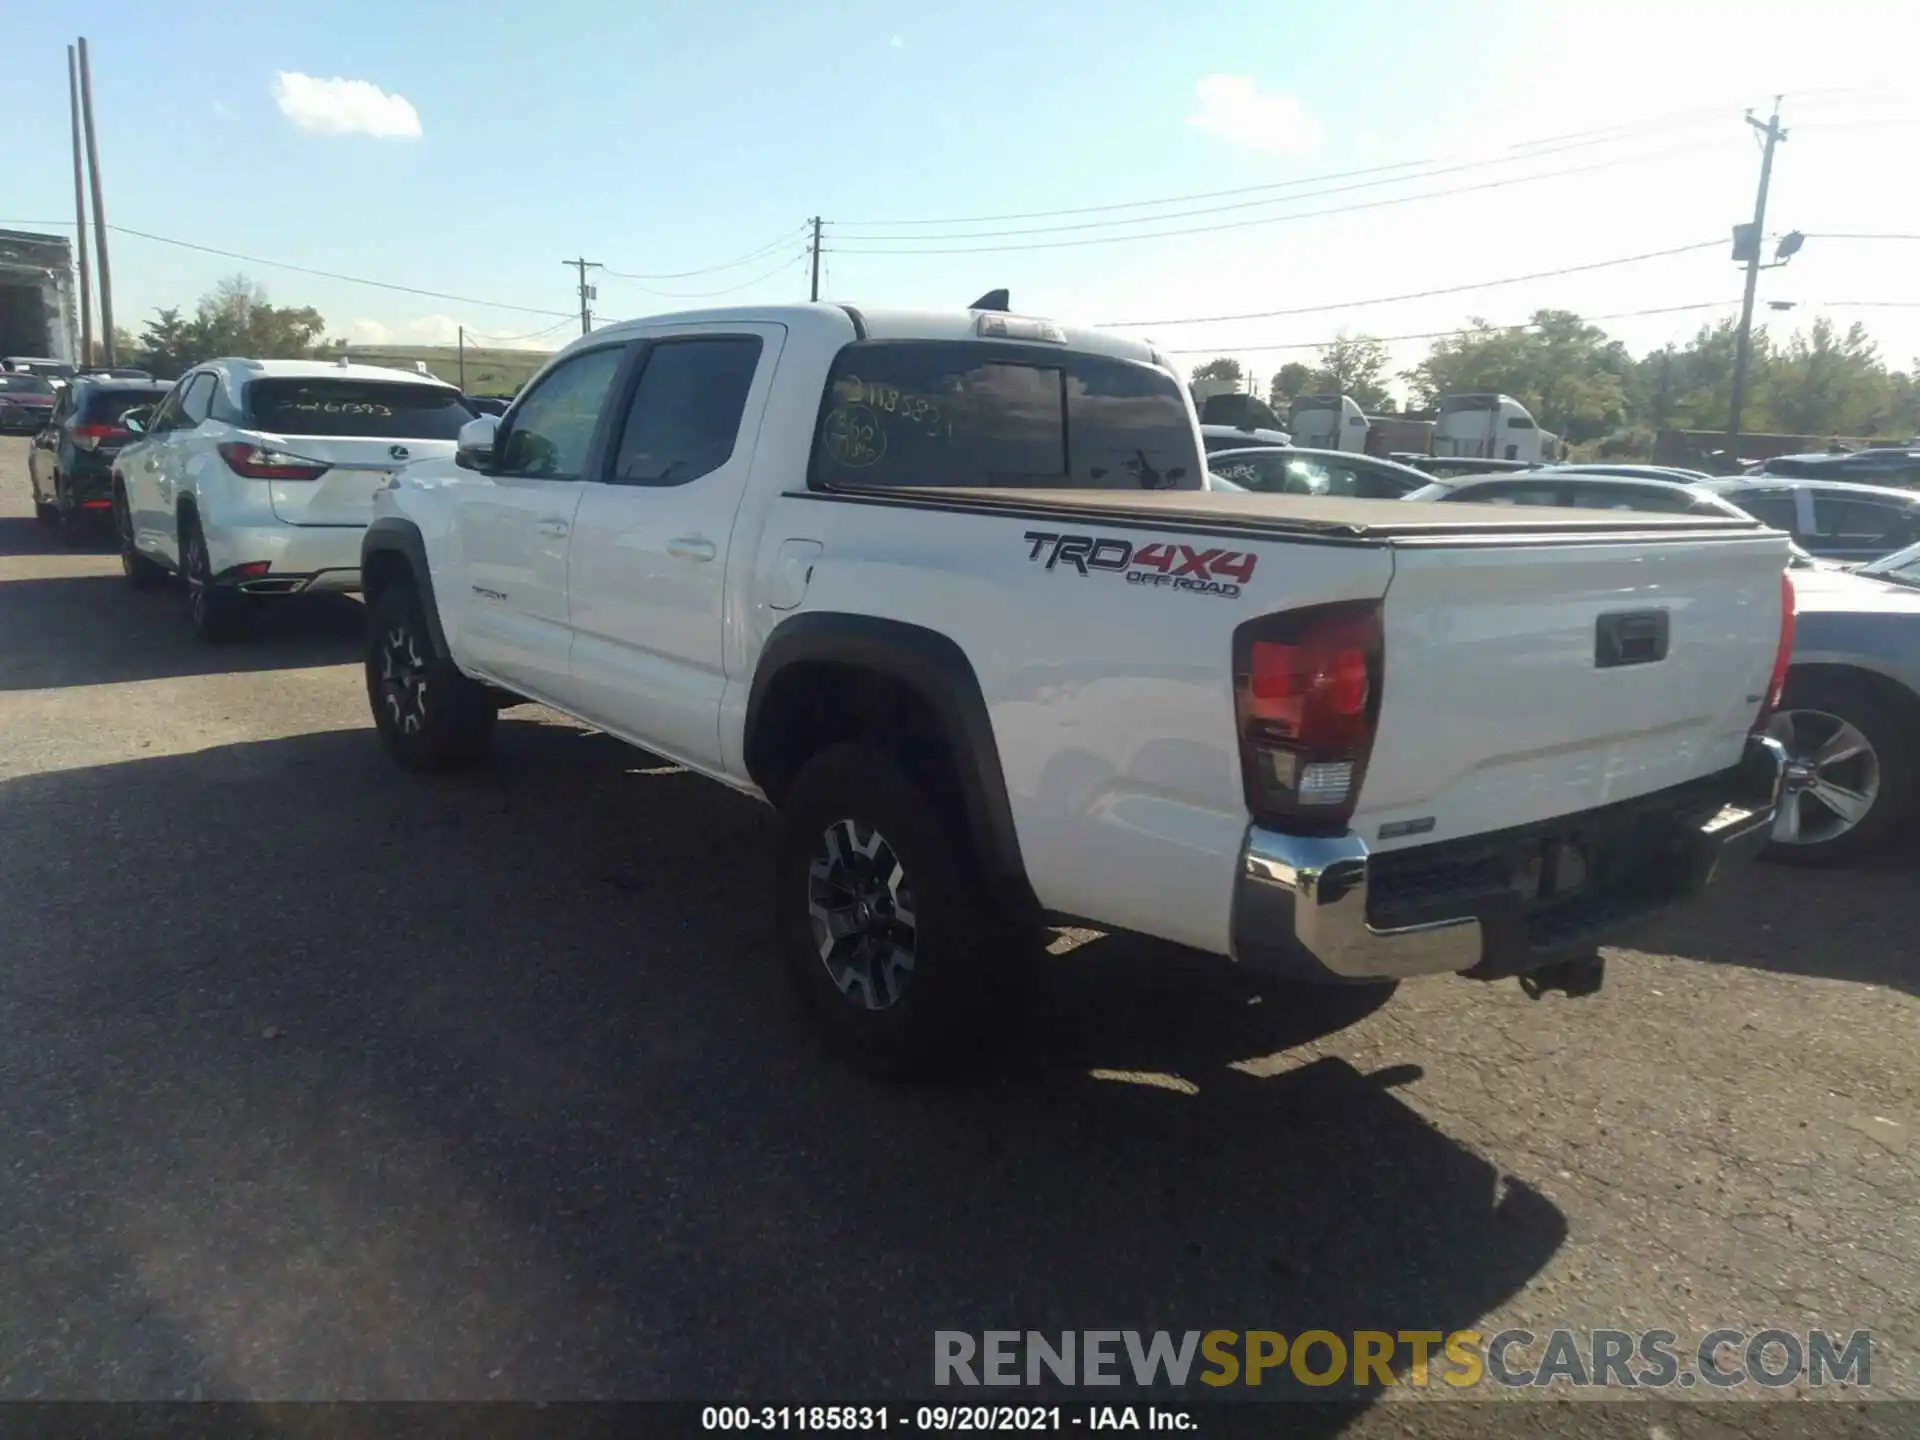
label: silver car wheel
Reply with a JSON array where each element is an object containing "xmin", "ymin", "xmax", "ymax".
[
  {"xmin": 1768, "ymin": 707, "xmax": 1881, "ymax": 846},
  {"xmin": 807, "ymin": 818, "xmax": 918, "ymax": 1012}
]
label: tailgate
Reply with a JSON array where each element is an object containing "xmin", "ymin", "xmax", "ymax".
[
  {"xmin": 1358, "ymin": 529, "xmax": 1788, "ymax": 845},
  {"xmin": 262, "ymin": 436, "xmax": 453, "ymax": 527}
]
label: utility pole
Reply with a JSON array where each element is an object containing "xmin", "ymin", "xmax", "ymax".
[
  {"xmin": 1728, "ymin": 97, "xmax": 1787, "ymax": 454},
  {"xmin": 564, "ymin": 257, "xmax": 601, "ymax": 336},
  {"xmin": 77, "ymin": 38, "xmax": 115, "ymax": 365},
  {"xmin": 66, "ymin": 45, "xmax": 93, "ymax": 366},
  {"xmin": 457, "ymin": 325, "xmax": 466, "ymax": 393},
  {"xmin": 808, "ymin": 217, "xmax": 823, "ymax": 302}
]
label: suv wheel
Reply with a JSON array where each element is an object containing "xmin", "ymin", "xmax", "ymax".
[
  {"xmin": 1763, "ymin": 673, "xmax": 1913, "ymax": 866},
  {"xmin": 115, "ymin": 487, "xmax": 168, "ymax": 590},
  {"xmin": 365, "ymin": 580, "xmax": 497, "ymax": 771},
  {"xmin": 777, "ymin": 742, "xmax": 1025, "ymax": 1076},
  {"xmin": 54, "ymin": 479, "xmax": 89, "ymax": 548},
  {"xmin": 180, "ymin": 515, "xmax": 247, "ymax": 642}
]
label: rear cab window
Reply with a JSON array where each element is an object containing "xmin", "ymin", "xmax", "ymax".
[
  {"xmin": 810, "ymin": 341, "xmax": 1200, "ymax": 491},
  {"xmin": 245, "ymin": 379, "xmax": 475, "ymax": 440},
  {"xmin": 0, "ymin": 374, "xmax": 54, "ymax": 396}
]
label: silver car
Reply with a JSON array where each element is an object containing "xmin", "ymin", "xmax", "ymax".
[{"xmin": 1768, "ymin": 543, "xmax": 1920, "ymax": 864}]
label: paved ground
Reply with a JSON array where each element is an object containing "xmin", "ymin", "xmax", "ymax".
[{"xmin": 1, "ymin": 437, "xmax": 1915, "ymax": 1429}]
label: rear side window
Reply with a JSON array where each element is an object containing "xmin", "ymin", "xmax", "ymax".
[
  {"xmin": 245, "ymin": 379, "xmax": 474, "ymax": 439},
  {"xmin": 810, "ymin": 341, "xmax": 1198, "ymax": 491},
  {"xmin": 610, "ymin": 336, "xmax": 763, "ymax": 486},
  {"xmin": 1450, "ymin": 483, "xmax": 1562, "ymax": 506},
  {"xmin": 1812, "ymin": 495, "xmax": 1916, "ymax": 546}
]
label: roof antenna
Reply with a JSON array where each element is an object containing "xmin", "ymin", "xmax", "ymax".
[{"xmin": 970, "ymin": 288, "xmax": 1010, "ymax": 312}]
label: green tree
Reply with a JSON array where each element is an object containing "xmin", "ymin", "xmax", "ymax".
[
  {"xmin": 1267, "ymin": 360, "xmax": 1313, "ymax": 413},
  {"xmin": 1309, "ymin": 332, "xmax": 1394, "ymax": 411},
  {"xmin": 1190, "ymin": 356, "xmax": 1244, "ymax": 384},
  {"xmin": 1766, "ymin": 319, "xmax": 1894, "ymax": 437},
  {"xmin": 133, "ymin": 307, "xmax": 195, "ymax": 378},
  {"xmin": 1405, "ymin": 310, "xmax": 1630, "ymax": 443},
  {"xmin": 132, "ymin": 275, "xmax": 328, "ymax": 376}
]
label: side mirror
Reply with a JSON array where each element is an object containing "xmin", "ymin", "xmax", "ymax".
[
  {"xmin": 456, "ymin": 413, "xmax": 500, "ymax": 472},
  {"xmin": 122, "ymin": 406, "xmax": 151, "ymax": 435}
]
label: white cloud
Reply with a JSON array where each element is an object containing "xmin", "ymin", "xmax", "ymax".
[
  {"xmin": 1186, "ymin": 75, "xmax": 1322, "ymax": 156},
  {"xmin": 271, "ymin": 71, "xmax": 422, "ymax": 139}
]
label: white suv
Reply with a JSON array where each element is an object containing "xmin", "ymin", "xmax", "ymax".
[{"xmin": 112, "ymin": 358, "xmax": 474, "ymax": 640}]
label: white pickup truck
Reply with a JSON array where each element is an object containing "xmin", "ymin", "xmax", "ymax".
[{"xmin": 361, "ymin": 302, "xmax": 1793, "ymax": 1072}]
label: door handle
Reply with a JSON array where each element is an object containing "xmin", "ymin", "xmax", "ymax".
[
  {"xmin": 667, "ymin": 536, "xmax": 717, "ymax": 562},
  {"xmin": 537, "ymin": 517, "xmax": 571, "ymax": 538}
]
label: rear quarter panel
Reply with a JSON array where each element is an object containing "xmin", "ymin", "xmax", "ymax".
[{"xmin": 739, "ymin": 493, "xmax": 1395, "ymax": 955}]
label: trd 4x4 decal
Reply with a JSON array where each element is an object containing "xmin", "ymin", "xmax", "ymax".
[{"xmin": 1023, "ymin": 531, "xmax": 1255, "ymax": 599}]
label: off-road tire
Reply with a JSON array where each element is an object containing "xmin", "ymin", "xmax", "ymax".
[
  {"xmin": 777, "ymin": 742, "xmax": 1028, "ymax": 1078},
  {"xmin": 365, "ymin": 579, "xmax": 498, "ymax": 772}
]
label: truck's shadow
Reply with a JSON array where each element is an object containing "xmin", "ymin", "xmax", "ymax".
[{"xmin": 0, "ymin": 720, "xmax": 1564, "ymax": 1411}]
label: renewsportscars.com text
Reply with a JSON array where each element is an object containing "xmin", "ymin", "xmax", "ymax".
[{"xmin": 934, "ymin": 1329, "xmax": 1871, "ymax": 1391}]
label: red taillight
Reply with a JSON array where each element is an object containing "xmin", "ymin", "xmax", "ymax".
[
  {"xmin": 218, "ymin": 441, "xmax": 328, "ymax": 481},
  {"xmin": 1235, "ymin": 600, "xmax": 1384, "ymax": 832},
  {"xmin": 72, "ymin": 421, "xmax": 128, "ymax": 451},
  {"xmin": 1755, "ymin": 571, "xmax": 1796, "ymax": 729}
]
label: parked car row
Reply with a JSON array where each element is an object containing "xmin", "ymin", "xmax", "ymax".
[
  {"xmin": 49, "ymin": 301, "xmax": 1799, "ymax": 1074},
  {"xmin": 1203, "ymin": 454, "xmax": 1920, "ymax": 866}
]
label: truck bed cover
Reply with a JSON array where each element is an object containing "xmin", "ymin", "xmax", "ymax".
[{"xmin": 815, "ymin": 484, "xmax": 1763, "ymax": 545}]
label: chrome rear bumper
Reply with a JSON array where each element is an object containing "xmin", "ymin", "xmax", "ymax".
[{"xmin": 1230, "ymin": 735, "xmax": 1787, "ymax": 984}]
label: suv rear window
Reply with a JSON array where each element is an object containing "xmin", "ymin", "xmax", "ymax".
[
  {"xmin": 80, "ymin": 387, "xmax": 168, "ymax": 423},
  {"xmin": 0, "ymin": 374, "xmax": 53, "ymax": 395},
  {"xmin": 245, "ymin": 379, "xmax": 474, "ymax": 439},
  {"xmin": 810, "ymin": 341, "xmax": 1200, "ymax": 491}
]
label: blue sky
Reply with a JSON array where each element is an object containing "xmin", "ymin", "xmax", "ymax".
[{"xmin": 6, "ymin": 0, "xmax": 1918, "ymax": 391}]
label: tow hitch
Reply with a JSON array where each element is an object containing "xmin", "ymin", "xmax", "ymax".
[{"xmin": 1520, "ymin": 951, "xmax": 1606, "ymax": 999}]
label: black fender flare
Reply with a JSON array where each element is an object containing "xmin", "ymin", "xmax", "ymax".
[
  {"xmin": 361, "ymin": 516, "xmax": 450, "ymax": 657},
  {"xmin": 746, "ymin": 611, "xmax": 1039, "ymax": 919}
]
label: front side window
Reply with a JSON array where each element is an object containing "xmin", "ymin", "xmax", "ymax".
[
  {"xmin": 178, "ymin": 373, "xmax": 217, "ymax": 427},
  {"xmin": 1726, "ymin": 491, "xmax": 1798, "ymax": 531},
  {"xmin": 610, "ymin": 336, "xmax": 763, "ymax": 486},
  {"xmin": 810, "ymin": 342, "xmax": 1199, "ymax": 491},
  {"xmin": 497, "ymin": 346, "xmax": 626, "ymax": 479}
]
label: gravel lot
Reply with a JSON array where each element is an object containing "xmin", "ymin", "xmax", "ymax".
[{"xmin": 1, "ymin": 436, "xmax": 1914, "ymax": 1429}]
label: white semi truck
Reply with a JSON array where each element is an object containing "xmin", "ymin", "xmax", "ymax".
[{"xmin": 1433, "ymin": 392, "xmax": 1559, "ymax": 464}]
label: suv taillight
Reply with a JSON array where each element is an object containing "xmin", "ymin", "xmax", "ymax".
[
  {"xmin": 218, "ymin": 442, "xmax": 328, "ymax": 481},
  {"xmin": 72, "ymin": 421, "xmax": 127, "ymax": 450},
  {"xmin": 1755, "ymin": 571, "xmax": 1796, "ymax": 730},
  {"xmin": 1233, "ymin": 599, "xmax": 1384, "ymax": 833}
]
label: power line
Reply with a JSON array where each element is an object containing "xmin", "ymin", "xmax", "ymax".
[
  {"xmin": 830, "ymin": 129, "xmax": 1735, "ymax": 243},
  {"xmin": 826, "ymin": 138, "xmax": 1736, "ymax": 255},
  {"xmin": 106, "ymin": 222, "xmax": 573, "ymax": 316},
  {"xmin": 598, "ymin": 251, "xmax": 807, "ymax": 301},
  {"xmin": 831, "ymin": 107, "xmax": 1736, "ymax": 229},
  {"xmin": 601, "ymin": 223, "xmax": 810, "ymax": 281},
  {"xmin": 455, "ymin": 314, "xmax": 580, "ymax": 345},
  {"xmin": 1806, "ymin": 233, "xmax": 1920, "ymax": 242},
  {"xmin": 1162, "ymin": 300, "xmax": 1742, "ymax": 357},
  {"xmin": 1101, "ymin": 241, "xmax": 1724, "ymax": 329}
]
